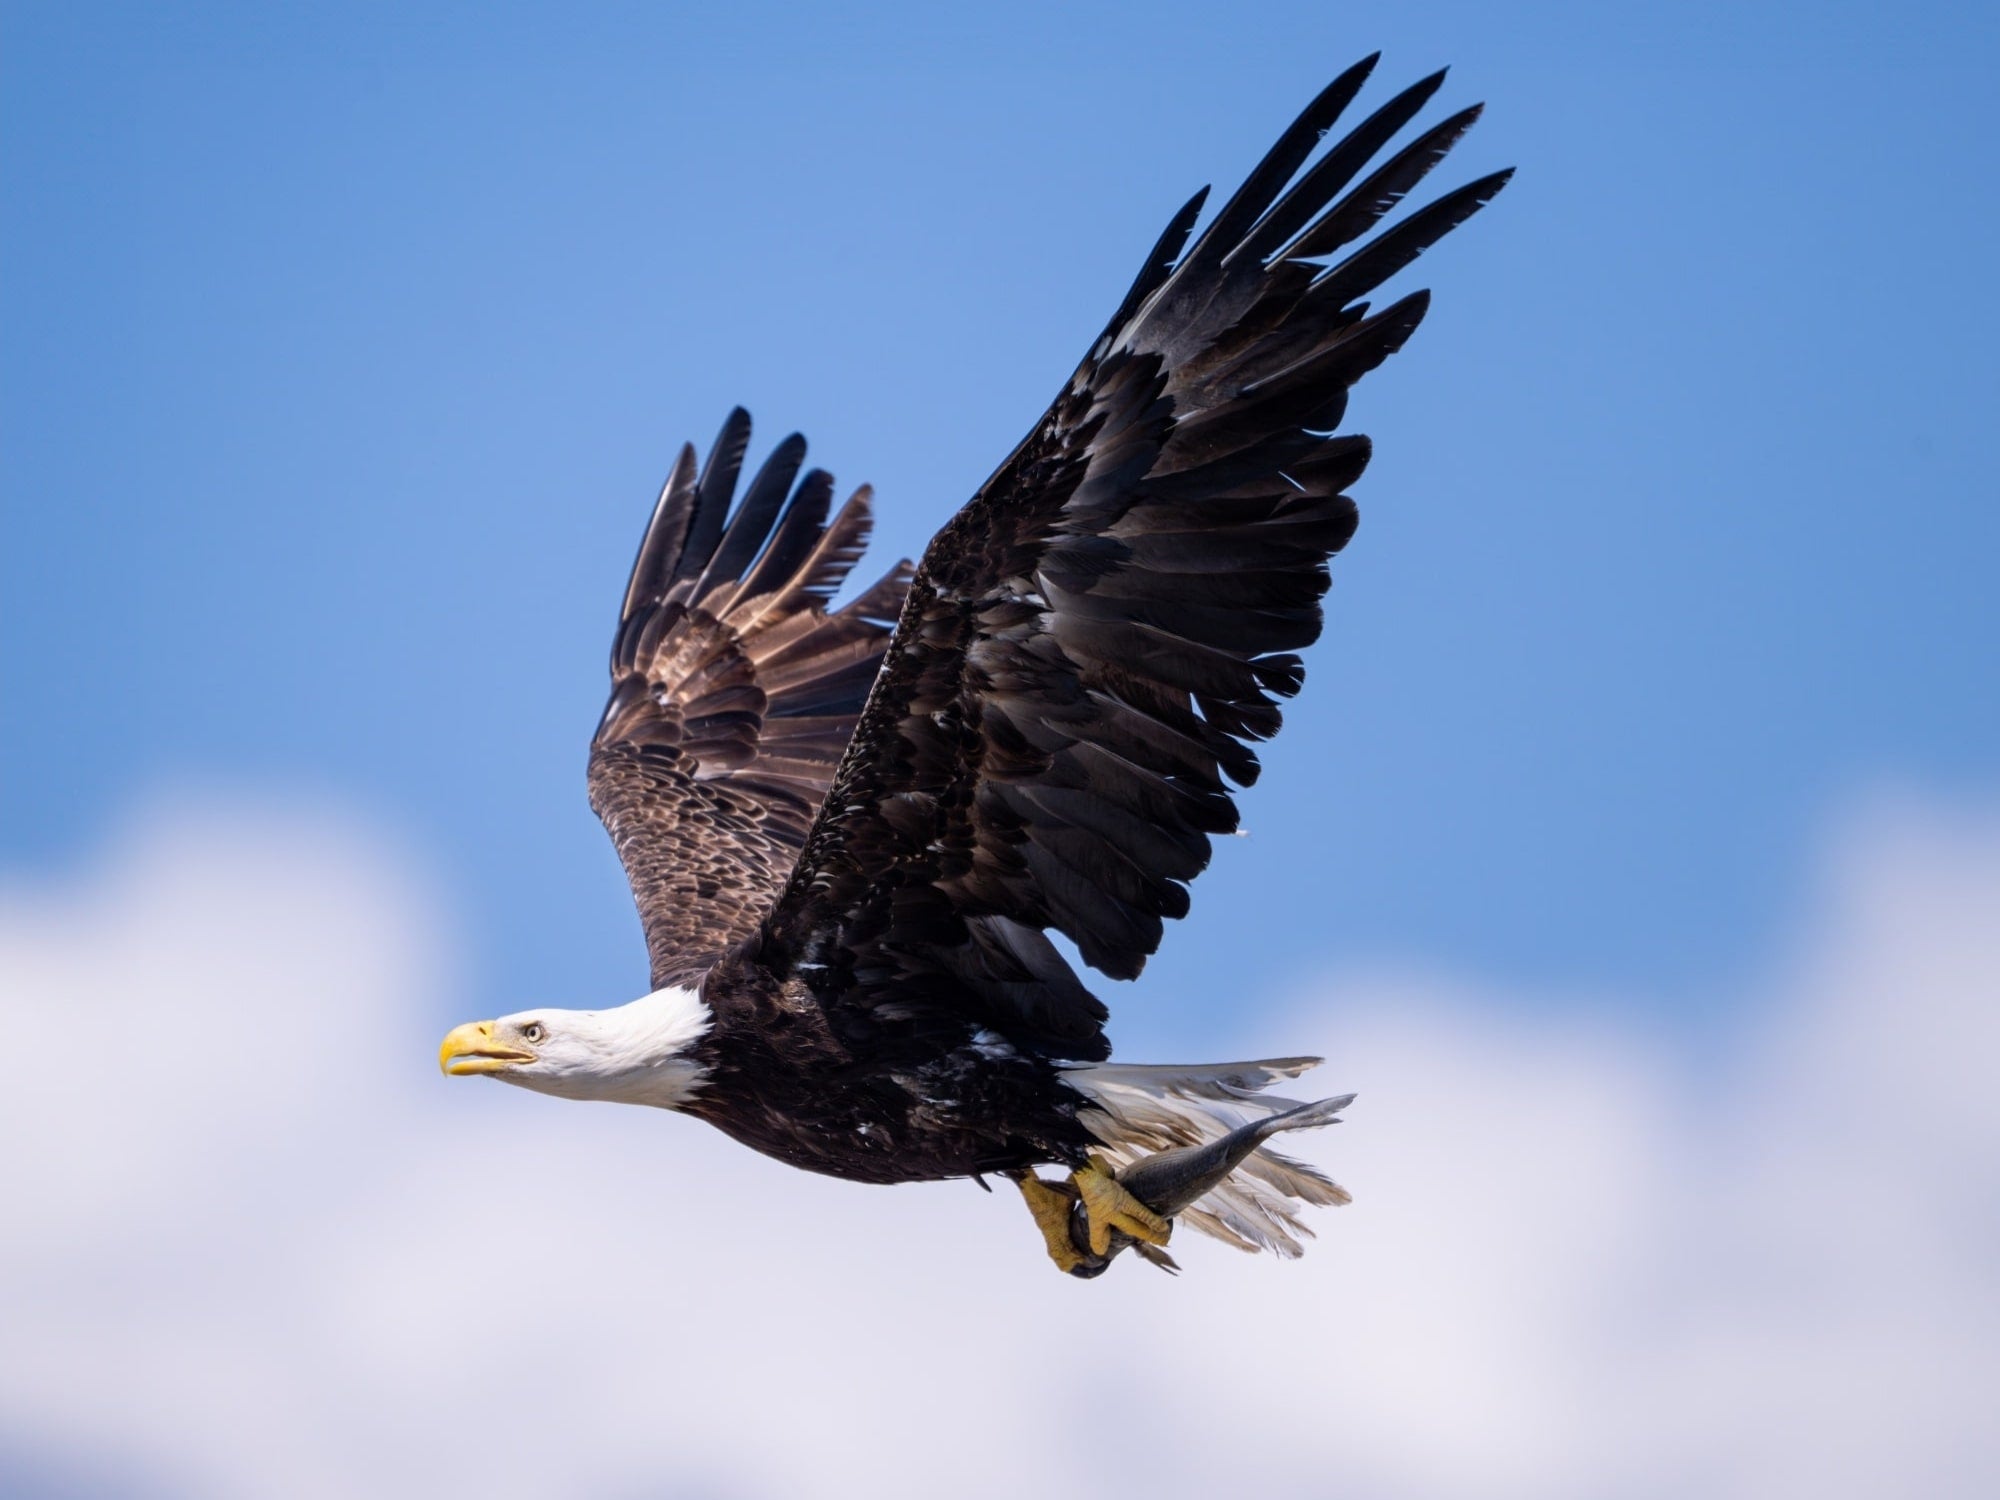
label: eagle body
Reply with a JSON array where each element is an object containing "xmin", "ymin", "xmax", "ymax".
[
  {"xmin": 687, "ymin": 974, "xmax": 1098, "ymax": 1186},
  {"xmin": 441, "ymin": 54, "xmax": 1509, "ymax": 1266}
]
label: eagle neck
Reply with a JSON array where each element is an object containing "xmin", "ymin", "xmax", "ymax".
[{"xmin": 569, "ymin": 983, "xmax": 713, "ymax": 1110}]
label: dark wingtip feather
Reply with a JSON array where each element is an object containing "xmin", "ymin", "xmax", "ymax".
[
  {"xmin": 790, "ymin": 478, "xmax": 873, "ymax": 602},
  {"xmin": 735, "ymin": 463, "xmax": 836, "ymax": 603},
  {"xmin": 697, "ymin": 430, "xmax": 811, "ymax": 595},
  {"xmin": 1233, "ymin": 65, "xmax": 1456, "ymax": 268},
  {"xmin": 1182, "ymin": 53, "xmax": 1385, "ymax": 268},
  {"xmin": 1281, "ymin": 102, "xmax": 1487, "ymax": 262},
  {"xmin": 1102, "ymin": 185, "xmax": 1211, "ymax": 341},
  {"xmin": 1310, "ymin": 168, "xmax": 1514, "ymax": 305},
  {"xmin": 673, "ymin": 408, "xmax": 754, "ymax": 584},
  {"xmin": 618, "ymin": 441, "xmax": 699, "ymax": 626}
]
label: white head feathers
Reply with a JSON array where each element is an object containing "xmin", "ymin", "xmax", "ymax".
[{"xmin": 478, "ymin": 985, "xmax": 712, "ymax": 1110}]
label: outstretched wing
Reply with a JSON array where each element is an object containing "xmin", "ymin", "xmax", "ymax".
[
  {"xmin": 589, "ymin": 409, "xmax": 912, "ymax": 987},
  {"xmin": 729, "ymin": 56, "xmax": 1510, "ymax": 1057}
]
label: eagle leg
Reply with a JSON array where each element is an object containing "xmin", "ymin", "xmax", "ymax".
[
  {"xmin": 1009, "ymin": 1168, "xmax": 1092, "ymax": 1275},
  {"xmin": 1074, "ymin": 1154, "xmax": 1172, "ymax": 1257}
]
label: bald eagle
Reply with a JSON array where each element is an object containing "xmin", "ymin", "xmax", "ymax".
[{"xmin": 441, "ymin": 56, "xmax": 1509, "ymax": 1275}]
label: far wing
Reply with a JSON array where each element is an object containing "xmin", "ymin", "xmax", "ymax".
[
  {"xmin": 730, "ymin": 56, "xmax": 1509, "ymax": 1056},
  {"xmin": 589, "ymin": 410, "xmax": 911, "ymax": 987}
]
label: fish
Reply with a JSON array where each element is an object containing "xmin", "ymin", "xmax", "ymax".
[{"xmin": 1061, "ymin": 1093, "xmax": 1357, "ymax": 1277}]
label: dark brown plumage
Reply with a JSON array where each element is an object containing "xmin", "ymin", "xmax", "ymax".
[{"xmin": 588, "ymin": 412, "xmax": 911, "ymax": 987}]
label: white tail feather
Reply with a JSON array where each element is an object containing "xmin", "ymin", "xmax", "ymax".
[{"xmin": 1066, "ymin": 1058, "xmax": 1352, "ymax": 1257}]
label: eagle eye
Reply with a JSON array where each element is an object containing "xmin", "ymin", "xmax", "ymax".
[{"xmin": 521, "ymin": 1022, "xmax": 545, "ymax": 1044}]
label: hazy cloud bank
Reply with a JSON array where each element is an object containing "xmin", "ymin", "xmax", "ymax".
[{"xmin": 3, "ymin": 793, "xmax": 1995, "ymax": 1498}]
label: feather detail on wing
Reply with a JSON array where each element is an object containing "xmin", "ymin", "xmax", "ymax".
[
  {"xmin": 727, "ymin": 56, "xmax": 1509, "ymax": 1056},
  {"xmin": 589, "ymin": 410, "xmax": 912, "ymax": 987}
]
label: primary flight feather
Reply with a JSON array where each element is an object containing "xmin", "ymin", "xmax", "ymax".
[{"xmin": 440, "ymin": 54, "xmax": 1510, "ymax": 1275}]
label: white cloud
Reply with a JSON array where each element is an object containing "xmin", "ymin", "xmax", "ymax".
[{"xmin": 2, "ymin": 791, "xmax": 1996, "ymax": 1498}]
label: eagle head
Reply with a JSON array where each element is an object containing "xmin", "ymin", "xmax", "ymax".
[{"xmin": 438, "ymin": 986, "xmax": 712, "ymax": 1109}]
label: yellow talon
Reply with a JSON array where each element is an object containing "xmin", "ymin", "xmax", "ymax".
[
  {"xmin": 1011, "ymin": 1169, "xmax": 1088, "ymax": 1274},
  {"xmin": 1013, "ymin": 1158, "xmax": 1173, "ymax": 1274},
  {"xmin": 1073, "ymin": 1153, "xmax": 1172, "ymax": 1257}
]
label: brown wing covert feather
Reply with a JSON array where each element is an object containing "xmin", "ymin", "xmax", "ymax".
[{"xmin": 588, "ymin": 410, "xmax": 912, "ymax": 987}]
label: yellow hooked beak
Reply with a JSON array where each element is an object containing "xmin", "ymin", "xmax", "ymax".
[{"xmin": 439, "ymin": 1020, "xmax": 536, "ymax": 1077}]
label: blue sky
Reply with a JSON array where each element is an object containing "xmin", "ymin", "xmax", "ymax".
[{"xmin": 5, "ymin": 0, "xmax": 1997, "ymax": 1055}]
